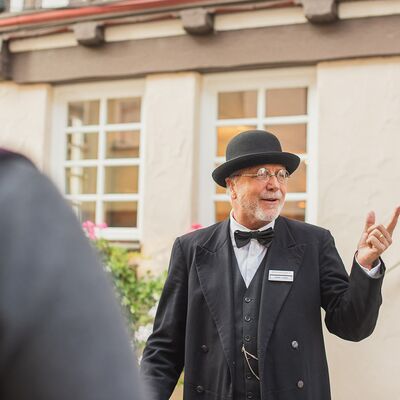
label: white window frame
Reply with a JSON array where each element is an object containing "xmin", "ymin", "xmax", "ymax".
[
  {"xmin": 52, "ymin": 79, "xmax": 146, "ymax": 242},
  {"xmin": 199, "ymin": 67, "xmax": 318, "ymax": 226}
]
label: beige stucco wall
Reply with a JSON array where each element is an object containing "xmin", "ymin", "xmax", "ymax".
[
  {"xmin": 0, "ymin": 82, "xmax": 52, "ymax": 169},
  {"xmin": 141, "ymin": 73, "xmax": 201, "ymax": 272},
  {"xmin": 317, "ymin": 57, "xmax": 400, "ymax": 399},
  {"xmin": 1, "ymin": 57, "xmax": 400, "ymax": 398}
]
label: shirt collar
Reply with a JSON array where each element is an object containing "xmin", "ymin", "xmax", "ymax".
[{"xmin": 229, "ymin": 210, "xmax": 275, "ymax": 247}]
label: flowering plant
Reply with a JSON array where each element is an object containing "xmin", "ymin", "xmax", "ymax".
[
  {"xmin": 189, "ymin": 223, "xmax": 204, "ymax": 232},
  {"xmin": 82, "ymin": 221, "xmax": 107, "ymax": 240},
  {"xmin": 82, "ymin": 221, "xmax": 165, "ymax": 355}
]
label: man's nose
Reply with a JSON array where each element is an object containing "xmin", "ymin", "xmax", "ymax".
[{"xmin": 266, "ymin": 175, "xmax": 280, "ymax": 190}]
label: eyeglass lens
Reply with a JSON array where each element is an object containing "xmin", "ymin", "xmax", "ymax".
[{"xmin": 256, "ymin": 168, "xmax": 289, "ymax": 183}]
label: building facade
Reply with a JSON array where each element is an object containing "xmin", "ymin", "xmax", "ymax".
[{"xmin": 1, "ymin": 0, "xmax": 400, "ymax": 398}]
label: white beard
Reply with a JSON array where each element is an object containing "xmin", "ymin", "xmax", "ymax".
[
  {"xmin": 254, "ymin": 202, "xmax": 283, "ymax": 222},
  {"xmin": 237, "ymin": 188, "xmax": 284, "ymax": 223}
]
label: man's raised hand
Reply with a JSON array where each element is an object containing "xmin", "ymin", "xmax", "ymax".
[{"xmin": 357, "ymin": 206, "xmax": 400, "ymax": 269}]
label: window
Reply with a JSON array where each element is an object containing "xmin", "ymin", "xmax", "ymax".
[
  {"xmin": 53, "ymin": 81, "xmax": 144, "ymax": 241},
  {"xmin": 9, "ymin": 0, "xmax": 69, "ymax": 12},
  {"xmin": 199, "ymin": 69, "xmax": 317, "ymax": 226}
]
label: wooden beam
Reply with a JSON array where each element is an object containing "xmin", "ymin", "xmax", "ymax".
[
  {"xmin": 301, "ymin": 0, "xmax": 337, "ymax": 23},
  {"xmin": 73, "ymin": 21, "xmax": 104, "ymax": 46},
  {"xmin": 180, "ymin": 8, "xmax": 214, "ymax": 35}
]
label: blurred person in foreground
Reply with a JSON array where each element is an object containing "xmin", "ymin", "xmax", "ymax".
[
  {"xmin": 0, "ymin": 149, "xmax": 145, "ymax": 400},
  {"xmin": 141, "ymin": 130, "xmax": 399, "ymax": 400}
]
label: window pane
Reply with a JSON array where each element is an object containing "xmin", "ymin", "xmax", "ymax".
[
  {"xmin": 265, "ymin": 124, "xmax": 306, "ymax": 154},
  {"xmin": 217, "ymin": 125, "xmax": 257, "ymax": 157},
  {"xmin": 266, "ymin": 88, "xmax": 307, "ymax": 117},
  {"xmin": 65, "ymin": 167, "xmax": 97, "ymax": 194},
  {"xmin": 104, "ymin": 166, "xmax": 138, "ymax": 194},
  {"xmin": 216, "ymin": 184, "xmax": 227, "ymax": 194},
  {"xmin": 287, "ymin": 161, "xmax": 306, "ymax": 193},
  {"xmin": 104, "ymin": 201, "xmax": 137, "ymax": 227},
  {"xmin": 218, "ymin": 91, "xmax": 257, "ymax": 120},
  {"xmin": 107, "ymin": 98, "xmax": 141, "ymax": 124},
  {"xmin": 215, "ymin": 201, "xmax": 231, "ymax": 222},
  {"xmin": 67, "ymin": 132, "xmax": 98, "ymax": 160},
  {"xmin": 281, "ymin": 200, "xmax": 306, "ymax": 221},
  {"xmin": 71, "ymin": 201, "xmax": 96, "ymax": 222},
  {"xmin": 106, "ymin": 131, "xmax": 140, "ymax": 158},
  {"xmin": 68, "ymin": 101, "xmax": 100, "ymax": 127}
]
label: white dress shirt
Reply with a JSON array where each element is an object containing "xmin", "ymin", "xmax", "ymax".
[
  {"xmin": 229, "ymin": 212, "xmax": 381, "ymax": 288},
  {"xmin": 229, "ymin": 212, "xmax": 274, "ymax": 287}
]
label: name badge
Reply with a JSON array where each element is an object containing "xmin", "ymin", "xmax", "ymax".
[{"xmin": 268, "ymin": 270, "xmax": 294, "ymax": 282}]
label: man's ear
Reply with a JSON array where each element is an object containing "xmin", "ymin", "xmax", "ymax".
[{"xmin": 226, "ymin": 178, "xmax": 237, "ymax": 199}]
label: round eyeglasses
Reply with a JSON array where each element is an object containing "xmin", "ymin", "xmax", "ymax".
[{"xmin": 232, "ymin": 167, "xmax": 290, "ymax": 184}]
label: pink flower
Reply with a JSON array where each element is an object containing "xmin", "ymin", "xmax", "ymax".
[
  {"xmin": 189, "ymin": 223, "xmax": 204, "ymax": 232},
  {"xmin": 82, "ymin": 220, "xmax": 96, "ymax": 240},
  {"xmin": 82, "ymin": 221, "xmax": 108, "ymax": 240}
]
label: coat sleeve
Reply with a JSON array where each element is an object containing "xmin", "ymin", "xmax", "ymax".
[
  {"xmin": 0, "ymin": 157, "xmax": 145, "ymax": 400},
  {"xmin": 319, "ymin": 229, "xmax": 384, "ymax": 342},
  {"xmin": 140, "ymin": 237, "xmax": 188, "ymax": 400}
]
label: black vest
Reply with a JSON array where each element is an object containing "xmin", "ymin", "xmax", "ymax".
[{"xmin": 232, "ymin": 246, "xmax": 269, "ymax": 400}]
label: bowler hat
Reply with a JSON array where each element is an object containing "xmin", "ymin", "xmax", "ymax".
[{"xmin": 212, "ymin": 130, "xmax": 300, "ymax": 187}]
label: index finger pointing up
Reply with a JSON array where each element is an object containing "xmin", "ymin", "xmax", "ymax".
[{"xmin": 386, "ymin": 206, "xmax": 400, "ymax": 236}]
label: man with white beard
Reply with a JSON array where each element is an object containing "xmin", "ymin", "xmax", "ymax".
[{"xmin": 141, "ymin": 129, "xmax": 399, "ymax": 400}]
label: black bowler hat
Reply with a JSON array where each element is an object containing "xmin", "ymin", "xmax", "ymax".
[{"xmin": 212, "ymin": 130, "xmax": 300, "ymax": 187}]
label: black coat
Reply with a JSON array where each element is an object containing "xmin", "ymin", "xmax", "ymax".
[
  {"xmin": 141, "ymin": 217, "xmax": 384, "ymax": 400},
  {"xmin": 0, "ymin": 151, "xmax": 145, "ymax": 400}
]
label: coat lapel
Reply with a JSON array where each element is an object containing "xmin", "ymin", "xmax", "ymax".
[
  {"xmin": 258, "ymin": 217, "xmax": 306, "ymax": 362},
  {"xmin": 195, "ymin": 219, "xmax": 235, "ymax": 378}
]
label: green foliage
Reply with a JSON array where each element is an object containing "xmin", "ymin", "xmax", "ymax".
[{"xmin": 94, "ymin": 238, "xmax": 166, "ymax": 354}]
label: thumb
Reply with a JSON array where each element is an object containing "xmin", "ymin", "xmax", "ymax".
[{"xmin": 364, "ymin": 211, "xmax": 375, "ymax": 233}]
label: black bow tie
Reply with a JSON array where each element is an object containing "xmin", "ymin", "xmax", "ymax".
[{"xmin": 234, "ymin": 228, "xmax": 275, "ymax": 248}]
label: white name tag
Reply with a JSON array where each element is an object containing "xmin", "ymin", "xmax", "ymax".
[{"xmin": 268, "ymin": 270, "xmax": 294, "ymax": 282}]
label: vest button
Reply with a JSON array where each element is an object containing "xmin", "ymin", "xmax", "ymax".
[
  {"xmin": 247, "ymin": 392, "xmax": 254, "ymax": 399},
  {"xmin": 196, "ymin": 385, "xmax": 204, "ymax": 393},
  {"xmin": 201, "ymin": 345, "xmax": 209, "ymax": 353},
  {"xmin": 246, "ymin": 374, "xmax": 252, "ymax": 380},
  {"xmin": 291, "ymin": 340, "xmax": 299, "ymax": 349},
  {"xmin": 297, "ymin": 380, "xmax": 304, "ymax": 389},
  {"xmin": 244, "ymin": 315, "xmax": 251, "ymax": 322},
  {"xmin": 244, "ymin": 335, "xmax": 251, "ymax": 342},
  {"xmin": 244, "ymin": 297, "xmax": 251, "ymax": 303}
]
